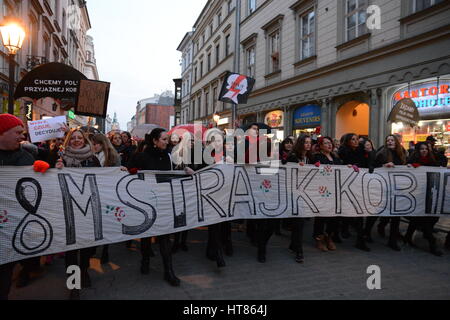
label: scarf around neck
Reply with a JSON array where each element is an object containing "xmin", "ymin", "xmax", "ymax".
[{"xmin": 63, "ymin": 145, "xmax": 94, "ymax": 167}]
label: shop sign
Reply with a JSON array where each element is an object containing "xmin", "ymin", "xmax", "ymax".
[
  {"xmin": 293, "ymin": 105, "xmax": 321, "ymax": 129},
  {"xmin": 67, "ymin": 110, "xmax": 76, "ymax": 120},
  {"xmin": 265, "ymin": 110, "xmax": 284, "ymax": 128},
  {"xmin": 392, "ymin": 79, "xmax": 450, "ymax": 118},
  {"xmin": 25, "ymin": 102, "xmax": 33, "ymax": 121}
]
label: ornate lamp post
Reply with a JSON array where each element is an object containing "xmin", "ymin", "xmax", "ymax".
[{"xmin": 0, "ymin": 19, "xmax": 26, "ymax": 114}]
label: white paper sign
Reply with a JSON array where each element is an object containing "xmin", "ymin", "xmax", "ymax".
[{"xmin": 28, "ymin": 116, "xmax": 66, "ymax": 143}]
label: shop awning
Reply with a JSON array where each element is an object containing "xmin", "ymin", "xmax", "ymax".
[{"xmin": 14, "ymin": 62, "xmax": 87, "ymax": 100}]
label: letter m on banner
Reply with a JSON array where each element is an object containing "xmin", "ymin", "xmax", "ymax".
[
  {"xmin": 58, "ymin": 174, "xmax": 103, "ymax": 245},
  {"xmin": 218, "ymin": 72, "xmax": 256, "ymax": 105}
]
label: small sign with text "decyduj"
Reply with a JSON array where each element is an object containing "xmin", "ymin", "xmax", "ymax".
[{"xmin": 28, "ymin": 116, "xmax": 66, "ymax": 143}]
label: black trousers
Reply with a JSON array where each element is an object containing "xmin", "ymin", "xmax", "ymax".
[
  {"xmin": 365, "ymin": 217, "xmax": 400, "ymax": 241},
  {"xmin": 256, "ymin": 219, "xmax": 277, "ymax": 254},
  {"xmin": 174, "ymin": 231, "xmax": 188, "ymax": 245},
  {"xmin": 313, "ymin": 217, "xmax": 338, "ymax": 239},
  {"xmin": 141, "ymin": 235, "xmax": 174, "ymax": 272},
  {"xmin": 289, "ymin": 218, "xmax": 304, "ymax": 254},
  {"xmin": 207, "ymin": 223, "xmax": 224, "ymax": 257},
  {"xmin": 65, "ymin": 248, "xmax": 95, "ymax": 271}
]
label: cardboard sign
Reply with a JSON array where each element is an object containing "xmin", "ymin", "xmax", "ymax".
[
  {"xmin": 27, "ymin": 116, "xmax": 67, "ymax": 143},
  {"xmin": 75, "ymin": 80, "xmax": 110, "ymax": 118}
]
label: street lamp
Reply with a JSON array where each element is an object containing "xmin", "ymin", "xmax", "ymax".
[{"xmin": 0, "ymin": 18, "xmax": 26, "ymax": 115}]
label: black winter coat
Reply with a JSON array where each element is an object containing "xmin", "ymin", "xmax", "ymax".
[
  {"xmin": 338, "ymin": 146, "xmax": 363, "ymax": 166},
  {"xmin": 0, "ymin": 147, "xmax": 35, "ymax": 166},
  {"xmin": 375, "ymin": 148, "xmax": 406, "ymax": 167},
  {"xmin": 128, "ymin": 146, "xmax": 173, "ymax": 171},
  {"xmin": 313, "ymin": 152, "xmax": 343, "ymax": 165}
]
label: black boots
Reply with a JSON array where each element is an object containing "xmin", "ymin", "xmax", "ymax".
[
  {"xmin": 162, "ymin": 258, "xmax": 180, "ymax": 287},
  {"xmin": 355, "ymin": 236, "xmax": 371, "ymax": 252},
  {"xmin": 295, "ymin": 252, "xmax": 304, "ymax": 264},
  {"xmin": 257, "ymin": 247, "xmax": 266, "ymax": 263},
  {"xmin": 429, "ymin": 237, "xmax": 443, "ymax": 257},
  {"xmin": 100, "ymin": 246, "xmax": 109, "ymax": 265},
  {"xmin": 81, "ymin": 269, "xmax": 91, "ymax": 288},
  {"xmin": 377, "ymin": 223, "xmax": 386, "ymax": 237},
  {"xmin": 388, "ymin": 239, "xmax": 401, "ymax": 251}
]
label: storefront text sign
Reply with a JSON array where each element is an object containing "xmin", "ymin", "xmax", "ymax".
[
  {"xmin": 293, "ymin": 105, "xmax": 321, "ymax": 129},
  {"xmin": 392, "ymin": 79, "xmax": 450, "ymax": 119}
]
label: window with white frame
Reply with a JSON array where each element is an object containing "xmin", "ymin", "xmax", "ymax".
[
  {"xmin": 217, "ymin": 12, "xmax": 222, "ymax": 26},
  {"xmin": 246, "ymin": 46, "xmax": 256, "ymax": 78},
  {"xmin": 345, "ymin": 0, "xmax": 368, "ymax": 42},
  {"xmin": 269, "ymin": 30, "xmax": 280, "ymax": 73},
  {"xmin": 248, "ymin": 0, "xmax": 256, "ymax": 15},
  {"xmin": 299, "ymin": 10, "xmax": 315, "ymax": 60},
  {"xmin": 411, "ymin": 0, "xmax": 444, "ymax": 13}
]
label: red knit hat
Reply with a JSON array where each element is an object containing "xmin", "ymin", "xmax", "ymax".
[{"xmin": 0, "ymin": 114, "xmax": 24, "ymax": 135}]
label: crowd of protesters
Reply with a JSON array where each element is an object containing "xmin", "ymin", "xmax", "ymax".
[{"xmin": 0, "ymin": 114, "xmax": 449, "ymax": 300}]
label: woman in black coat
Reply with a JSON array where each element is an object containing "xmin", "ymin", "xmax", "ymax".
[
  {"xmin": 127, "ymin": 128, "xmax": 180, "ymax": 287},
  {"xmin": 283, "ymin": 135, "xmax": 313, "ymax": 263},
  {"xmin": 312, "ymin": 137, "xmax": 342, "ymax": 252},
  {"xmin": 404, "ymin": 142, "xmax": 443, "ymax": 256},
  {"xmin": 338, "ymin": 133, "xmax": 370, "ymax": 252},
  {"xmin": 55, "ymin": 129, "xmax": 101, "ymax": 299},
  {"xmin": 371, "ymin": 134, "xmax": 408, "ymax": 251}
]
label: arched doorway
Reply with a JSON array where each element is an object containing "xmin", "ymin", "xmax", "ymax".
[{"xmin": 335, "ymin": 101, "xmax": 370, "ymax": 139}]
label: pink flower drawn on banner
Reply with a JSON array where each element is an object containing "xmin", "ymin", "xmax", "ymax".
[
  {"xmin": 320, "ymin": 165, "xmax": 333, "ymax": 176},
  {"xmin": 0, "ymin": 210, "xmax": 8, "ymax": 228},
  {"xmin": 318, "ymin": 186, "xmax": 332, "ymax": 198},
  {"xmin": 260, "ymin": 180, "xmax": 272, "ymax": 193}
]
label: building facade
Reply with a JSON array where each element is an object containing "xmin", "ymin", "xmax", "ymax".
[
  {"xmin": 236, "ymin": 0, "xmax": 450, "ymax": 150},
  {"xmin": 181, "ymin": 0, "xmax": 450, "ymax": 157},
  {"xmin": 188, "ymin": 0, "xmax": 238, "ymax": 129},
  {"xmin": 0, "ymin": 0, "xmax": 99, "ymax": 128},
  {"xmin": 177, "ymin": 31, "xmax": 194, "ymax": 125}
]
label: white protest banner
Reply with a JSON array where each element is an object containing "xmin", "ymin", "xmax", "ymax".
[
  {"xmin": 0, "ymin": 164, "xmax": 449, "ymax": 265},
  {"xmin": 28, "ymin": 116, "xmax": 67, "ymax": 143}
]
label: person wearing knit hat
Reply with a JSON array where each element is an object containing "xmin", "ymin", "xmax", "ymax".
[
  {"xmin": 0, "ymin": 113, "xmax": 42, "ymax": 300},
  {"xmin": 0, "ymin": 114, "xmax": 26, "ymax": 153}
]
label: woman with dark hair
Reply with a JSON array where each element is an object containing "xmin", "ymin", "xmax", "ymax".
[
  {"xmin": 372, "ymin": 134, "xmax": 408, "ymax": 251},
  {"xmin": 55, "ymin": 129, "xmax": 101, "ymax": 299},
  {"xmin": 359, "ymin": 138, "xmax": 378, "ymax": 243},
  {"xmin": 127, "ymin": 128, "xmax": 180, "ymax": 286},
  {"xmin": 279, "ymin": 137, "xmax": 294, "ymax": 163},
  {"xmin": 283, "ymin": 135, "xmax": 313, "ymax": 263},
  {"xmin": 312, "ymin": 137, "xmax": 342, "ymax": 252},
  {"xmin": 338, "ymin": 133, "xmax": 371, "ymax": 252},
  {"xmin": 404, "ymin": 142, "xmax": 443, "ymax": 256}
]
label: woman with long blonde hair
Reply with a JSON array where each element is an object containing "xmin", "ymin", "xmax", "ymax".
[{"xmin": 91, "ymin": 134, "xmax": 121, "ymax": 167}]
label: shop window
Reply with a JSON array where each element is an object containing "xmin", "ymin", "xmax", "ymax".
[
  {"xmin": 411, "ymin": 0, "xmax": 444, "ymax": 13},
  {"xmin": 345, "ymin": 0, "xmax": 368, "ymax": 42}
]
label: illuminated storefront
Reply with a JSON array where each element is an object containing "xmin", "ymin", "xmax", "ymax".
[
  {"xmin": 264, "ymin": 110, "xmax": 284, "ymax": 142},
  {"xmin": 390, "ymin": 77, "xmax": 450, "ymax": 162}
]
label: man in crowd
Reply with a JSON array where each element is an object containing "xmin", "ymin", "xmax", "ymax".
[{"xmin": 0, "ymin": 114, "xmax": 42, "ymax": 300}]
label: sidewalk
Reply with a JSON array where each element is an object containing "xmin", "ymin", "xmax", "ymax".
[{"xmin": 8, "ymin": 221, "xmax": 450, "ymax": 300}]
